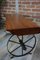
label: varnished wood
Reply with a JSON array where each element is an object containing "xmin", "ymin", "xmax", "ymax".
[{"xmin": 6, "ymin": 14, "xmax": 40, "ymax": 35}]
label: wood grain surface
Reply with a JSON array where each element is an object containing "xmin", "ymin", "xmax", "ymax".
[{"xmin": 6, "ymin": 14, "xmax": 40, "ymax": 35}]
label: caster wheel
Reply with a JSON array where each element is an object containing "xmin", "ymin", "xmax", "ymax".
[{"xmin": 7, "ymin": 35, "xmax": 36, "ymax": 57}]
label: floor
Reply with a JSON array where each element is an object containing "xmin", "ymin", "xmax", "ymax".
[
  {"xmin": 32, "ymin": 38, "xmax": 40, "ymax": 60},
  {"xmin": 0, "ymin": 29, "xmax": 40, "ymax": 60}
]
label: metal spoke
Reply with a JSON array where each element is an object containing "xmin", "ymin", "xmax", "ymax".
[
  {"xmin": 11, "ymin": 45, "xmax": 21, "ymax": 53},
  {"xmin": 22, "ymin": 36, "xmax": 23, "ymax": 42},
  {"xmin": 17, "ymin": 36, "xmax": 21, "ymax": 40},
  {"xmin": 9, "ymin": 40, "xmax": 20, "ymax": 44},
  {"xmin": 17, "ymin": 35, "xmax": 23, "ymax": 43},
  {"xmin": 25, "ymin": 45, "xmax": 33, "ymax": 48},
  {"xmin": 24, "ymin": 36, "xmax": 34, "ymax": 43},
  {"xmin": 8, "ymin": 35, "xmax": 13, "ymax": 41},
  {"xmin": 22, "ymin": 47, "xmax": 23, "ymax": 55},
  {"xmin": 17, "ymin": 36, "xmax": 23, "ymax": 41}
]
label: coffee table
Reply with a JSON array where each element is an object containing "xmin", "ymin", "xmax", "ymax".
[{"xmin": 6, "ymin": 14, "xmax": 40, "ymax": 58}]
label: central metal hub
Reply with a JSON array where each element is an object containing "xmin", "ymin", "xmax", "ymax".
[{"xmin": 19, "ymin": 40, "xmax": 26, "ymax": 50}]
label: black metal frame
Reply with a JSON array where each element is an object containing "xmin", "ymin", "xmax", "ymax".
[{"xmin": 7, "ymin": 34, "xmax": 36, "ymax": 58}]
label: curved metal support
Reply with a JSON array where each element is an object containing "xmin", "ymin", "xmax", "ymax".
[{"xmin": 7, "ymin": 35, "xmax": 36, "ymax": 58}]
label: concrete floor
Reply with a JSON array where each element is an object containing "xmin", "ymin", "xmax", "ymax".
[
  {"xmin": 0, "ymin": 30, "xmax": 40, "ymax": 60},
  {"xmin": 32, "ymin": 39, "xmax": 40, "ymax": 60}
]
